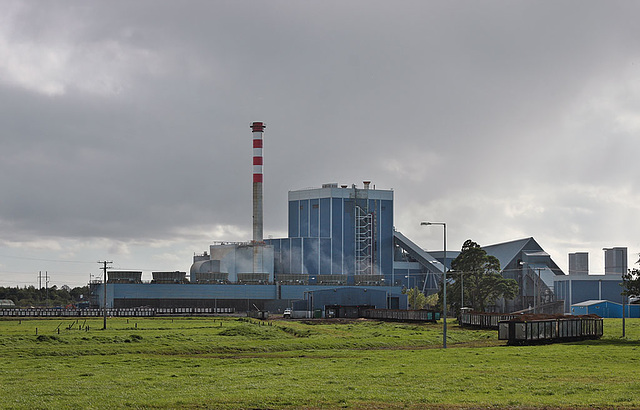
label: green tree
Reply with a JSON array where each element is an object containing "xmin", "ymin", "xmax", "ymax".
[
  {"xmin": 406, "ymin": 287, "xmax": 428, "ymax": 309},
  {"xmin": 0, "ymin": 285, "xmax": 90, "ymax": 307},
  {"xmin": 424, "ymin": 292, "xmax": 439, "ymax": 309},
  {"xmin": 449, "ymin": 239, "xmax": 519, "ymax": 312},
  {"xmin": 621, "ymin": 255, "xmax": 640, "ymax": 299}
]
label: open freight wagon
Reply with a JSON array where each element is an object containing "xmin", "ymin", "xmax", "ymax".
[{"xmin": 498, "ymin": 314, "xmax": 603, "ymax": 345}]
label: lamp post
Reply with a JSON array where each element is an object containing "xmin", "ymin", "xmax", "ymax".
[
  {"xmin": 421, "ymin": 221, "xmax": 447, "ymax": 349},
  {"xmin": 460, "ymin": 271, "xmax": 464, "ymax": 309}
]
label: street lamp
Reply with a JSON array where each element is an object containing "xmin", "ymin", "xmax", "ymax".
[
  {"xmin": 458, "ymin": 271, "xmax": 464, "ymax": 309},
  {"xmin": 421, "ymin": 221, "xmax": 447, "ymax": 349}
]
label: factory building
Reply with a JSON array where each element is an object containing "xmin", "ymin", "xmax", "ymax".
[
  {"xmin": 188, "ymin": 180, "xmax": 444, "ymax": 292},
  {"xmin": 266, "ymin": 182, "xmax": 445, "ymax": 289},
  {"xmin": 482, "ymin": 237, "xmax": 565, "ymax": 313},
  {"xmin": 92, "ymin": 122, "xmax": 423, "ymax": 312},
  {"xmin": 94, "ymin": 178, "xmax": 442, "ymax": 312},
  {"xmin": 90, "ymin": 121, "xmax": 600, "ymax": 315},
  {"xmin": 555, "ymin": 247, "xmax": 629, "ymax": 313},
  {"xmin": 266, "ymin": 183, "xmax": 393, "ymax": 284}
]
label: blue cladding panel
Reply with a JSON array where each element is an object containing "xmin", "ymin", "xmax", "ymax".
[
  {"xmin": 332, "ymin": 198, "xmax": 343, "ymax": 274},
  {"xmin": 299, "ymin": 200, "xmax": 309, "ymax": 237},
  {"xmin": 113, "ymin": 284, "xmax": 278, "ymax": 300},
  {"xmin": 289, "ymin": 201, "xmax": 299, "ymax": 237},
  {"xmin": 602, "ymin": 281, "xmax": 624, "ymax": 302},
  {"xmin": 311, "ymin": 288, "xmax": 388, "ymax": 309},
  {"xmin": 309, "ymin": 199, "xmax": 319, "ymax": 237},
  {"xmin": 320, "ymin": 198, "xmax": 331, "ymax": 238},
  {"xmin": 278, "ymin": 284, "xmax": 407, "ymax": 300},
  {"xmin": 554, "ymin": 280, "xmax": 569, "ymax": 312},
  {"xmin": 105, "ymin": 283, "xmax": 409, "ymax": 308},
  {"xmin": 343, "ymin": 200, "xmax": 355, "ymax": 275},
  {"xmin": 291, "ymin": 238, "xmax": 302, "ymax": 274},
  {"xmin": 394, "ymin": 268, "xmax": 408, "ymax": 283},
  {"xmin": 303, "ymin": 238, "xmax": 319, "ymax": 275},
  {"xmin": 572, "ymin": 281, "xmax": 599, "ymax": 304},
  {"xmin": 571, "ymin": 305, "xmax": 588, "ymax": 315},
  {"xmin": 600, "ymin": 302, "xmax": 622, "ymax": 317},
  {"xmin": 368, "ymin": 199, "xmax": 380, "ymax": 273},
  {"xmin": 320, "ymin": 238, "xmax": 332, "ymax": 275},
  {"xmin": 380, "ymin": 200, "xmax": 393, "ymax": 277},
  {"xmin": 280, "ymin": 239, "xmax": 291, "ymax": 274},
  {"xmin": 269, "ymin": 239, "xmax": 281, "ymax": 273}
]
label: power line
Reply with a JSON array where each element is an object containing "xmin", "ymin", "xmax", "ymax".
[{"xmin": 0, "ymin": 254, "xmax": 95, "ymax": 264}]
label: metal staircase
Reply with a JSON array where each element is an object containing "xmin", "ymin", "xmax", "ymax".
[{"xmin": 355, "ymin": 205, "xmax": 374, "ymax": 276}]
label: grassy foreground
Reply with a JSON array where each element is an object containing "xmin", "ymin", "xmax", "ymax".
[{"xmin": 0, "ymin": 316, "xmax": 639, "ymax": 409}]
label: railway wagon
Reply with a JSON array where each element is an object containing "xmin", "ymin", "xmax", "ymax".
[
  {"xmin": 361, "ymin": 308, "xmax": 440, "ymax": 322},
  {"xmin": 459, "ymin": 311, "xmax": 518, "ymax": 329},
  {"xmin": 498, "ymin": 315, "xmax": 603, "ymax": 345}
]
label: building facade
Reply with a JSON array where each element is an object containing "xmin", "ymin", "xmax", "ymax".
[{"xmin": 267, "ymin": 183, "xmax": 394, "ymax": 285}]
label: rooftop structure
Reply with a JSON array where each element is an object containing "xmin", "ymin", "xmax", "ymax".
[
  {"xmin": 604, "ymin": 247, "xmax": 628, "ymax": 275},
  {"xmin": 569, "ymin": 252, "xmax": 589, "ymax": 275}
]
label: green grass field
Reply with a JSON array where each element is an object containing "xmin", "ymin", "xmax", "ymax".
[{"xmin": 1, "ymin": 316, "xmax": 639, "ymax": 409}]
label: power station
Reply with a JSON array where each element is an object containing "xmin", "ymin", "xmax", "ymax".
[{"xmin": 90, "ymin": 122, "xmax": 630, "ymax": 317}]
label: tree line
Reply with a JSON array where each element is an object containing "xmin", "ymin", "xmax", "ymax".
[{"xmin": 0, "ymin": 285, "xmax": 90, "ymax": 308}]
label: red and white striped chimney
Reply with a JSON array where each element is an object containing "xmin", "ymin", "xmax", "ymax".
[{"xmin": 251, "ymin": 121, "xmax": 265, "ymax": 242}]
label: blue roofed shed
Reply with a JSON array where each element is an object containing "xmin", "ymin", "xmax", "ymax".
[{"xmin": 571, "ymin": 300, "xmax": 640, "ymax": 318}]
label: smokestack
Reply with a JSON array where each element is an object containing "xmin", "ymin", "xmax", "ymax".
[{"xmin": 251, "ymin": 121, "xmax": 265, "ymax": 242}]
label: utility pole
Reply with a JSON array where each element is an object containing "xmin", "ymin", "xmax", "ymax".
[
  {"xmin": 45, "ymin": 271, "xmax": 49, "ymax": 307},
  {"xmin": 98, "ymin": 261, "xmax": 112, "ymax": 330}
]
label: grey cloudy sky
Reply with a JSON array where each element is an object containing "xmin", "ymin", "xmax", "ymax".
[{"xmin": 1, "ymin": 1, "xmax": 639, "ymax": 287}]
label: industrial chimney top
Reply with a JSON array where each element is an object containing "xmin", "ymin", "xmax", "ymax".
[{"xmin": 251, "ymin": 122, "xmax": 265, "ymax": 132}]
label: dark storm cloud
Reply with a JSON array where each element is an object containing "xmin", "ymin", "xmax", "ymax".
[{"xmin": 1, "ymin": 1, "xmax": 640, "ymax": 285}]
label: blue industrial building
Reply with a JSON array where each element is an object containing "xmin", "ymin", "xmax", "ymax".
[
  {"xmin": 554, "ymin": 247, "xmax": 632, "ymax": 313},
  {"xmin": 555, "ymin": 274, "xmax": 625, "ymax": 313},
  {"xmin": 267, "ymin": 183, "xmax": 394, "ymax": 283},
  {"xmin": 265, "ymin": 183, "xmax": 443, "ymax": 289},
  {"xmin": 571, "ymin": 300, "xmax": 640, "ymax": 318}
]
